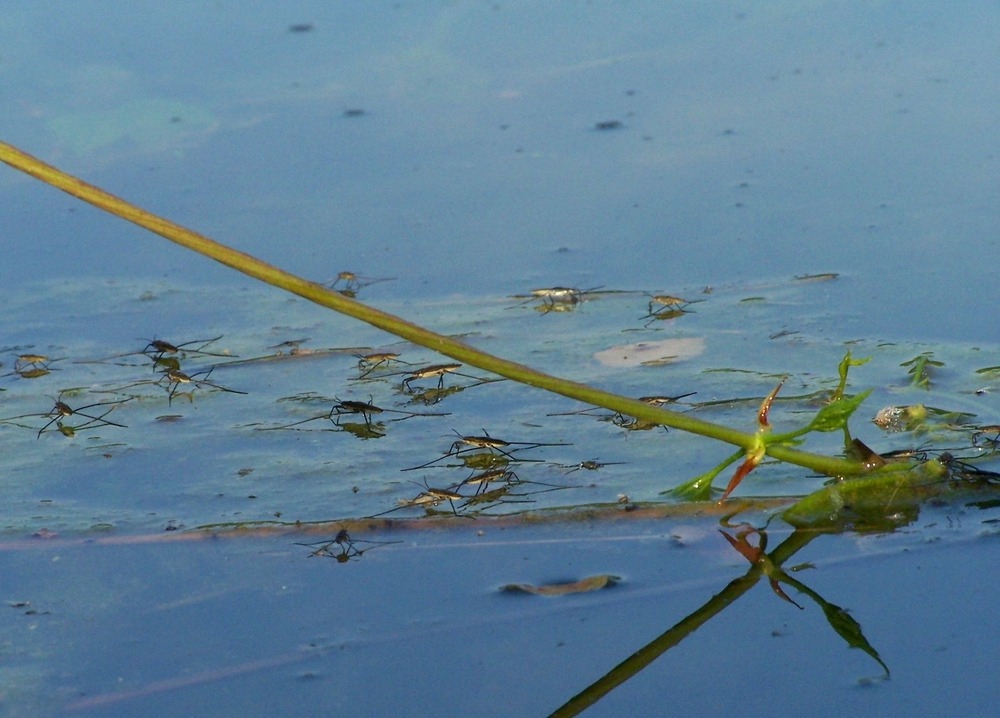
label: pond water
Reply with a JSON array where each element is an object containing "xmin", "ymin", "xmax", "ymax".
[{"xmin": 2, "ymin": 2, "xmax": 1000, "ymax": 715}]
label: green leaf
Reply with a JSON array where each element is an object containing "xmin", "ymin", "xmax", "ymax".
[
  {"xmin": 665, "ymin": 449, "xmax": 742, "ymax": 501},
  {"xmin": 834, "ymin": 352, "xmax": 870, "ymax": 400},
  {"xmin": 900, "ymin": 352, "xmax": 943, "ymax": 389},
  {"xmin": 807, "ymin": 389, "xmax": 872, "ymax": 433},
  {"xmin": 782, "ymin": 459, "xmax": 949, "ymax": 530}
]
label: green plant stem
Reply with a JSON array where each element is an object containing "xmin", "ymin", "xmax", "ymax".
[{"xmin": 0, "ymin": 140, "xmax": 879, "ymax": 477}]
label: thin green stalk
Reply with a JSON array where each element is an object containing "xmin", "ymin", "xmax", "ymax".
[{"xmin": 0, "ymin": 140, "xmax": 874, "ymax": 477}]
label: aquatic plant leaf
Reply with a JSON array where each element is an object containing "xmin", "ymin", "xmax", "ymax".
[
  {"xmin": 666, "ymin": 473, "xmax": 716, "ymax": 501},
  {"xmin": 720, "ymin": 453, "xmax": 762, "ymax": 501},
  {"xmin": 807, "ymin": 389, "xmax": 872, "ymax": 433},
  {"xmin": 501, "ymin": 574, "xmax": 619, "ymax": 596},
  {"xmin": 833, "ymin": 352, "xmax": 869, "ymax": 400},
  {"xmin": 666, "ymin": 450, "xmax": 742, "ymax": 501},
  {"xmin": 757, "ymin": 378, "xmax": 784, "ymax": 428},
  {"xmin": 782, "ymin": 459, "xmax": 949, "ymax": 530},
  {"xmin": 900, "ymin": 352, "xmax": 943, "ymax": 389},
  {"xmin": 777, "ymin": 566, "xmax": 888, "ymax": 674},
  {"xmin": 719, "ymin": 379, "xmax": 785, "ymax": 500},
  {"xmin": 721, "ymin": 527, "xmax": 802, "ymax": 608}
]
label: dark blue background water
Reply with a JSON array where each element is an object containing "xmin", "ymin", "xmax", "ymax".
[{"xmin": 3, "ymin": 2, "xmax": 998, "ymax": 341}]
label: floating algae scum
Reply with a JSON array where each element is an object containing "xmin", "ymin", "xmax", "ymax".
[{"xmin": 3, "ymin": 141, "xmax": 1000, "ymax": 716}]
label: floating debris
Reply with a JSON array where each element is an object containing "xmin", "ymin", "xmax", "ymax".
[
  {"xmin": 593, "ymin": 337, "xmax": 705, "ymax": 368},
  {"xmin": 501, "ymin": 575, "xmax": 620, "ymax": 596}
]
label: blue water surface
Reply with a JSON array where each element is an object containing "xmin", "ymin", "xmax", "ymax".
[
  {"xmin": 2, "ymin": 3, "xmax": 1000, "ymax": 716},
  {"xmin": 2, "ymin": 1, "xmax": 997, "ymax": 340}
]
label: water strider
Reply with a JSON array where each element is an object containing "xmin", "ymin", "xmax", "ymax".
[
  {"xmin": 5, "ymin": 353, "xmax": 60, "ymax": 378},
  {"xmin": 36, "ymin": 396, "xmax": 129, "ymax": 438},
  {"xmin": 403, "ymin": 429, "xmax": 569, "ymax": 471},
  {"xmin": 157, "ymin": 367, "xmax": 248, "ymax": 405},
  {"xmin": 459, "ymin": 467, "xmax": 520, "ymax": 494},
  {"xmin": 141, "ymin": 336, "xmax": 229, "ymax": 364},
  {"xmin": 15, "ymin": 353, "xmax": 51, "ymax": 369},
  {"xmin": 508, "ymin": 285, "xmax": 606, "ymax": 312},
  {"xmin": 641, "ymin": 294, "xmax": 698, "ymax": 325},
  {"xmin": 401, "ymin": 363, "xmax": 464, "ymax": 391},
  {"xmin": 329, "ymin": 398, "xmax": 384, "ymax": 427},
  {"xmin": 638, "ymin": 393, "xmax": 698, "ymax": 406},
  {"xmin": 294, "ymin": 529, "xmax": 401, "ymax": 562},
  {"xmin": 559, "ymin": 459, "xmax": 627, "ymax": 474},
  {"xmin": 356, "ymin": 352, "xmax": 404, "ymax": 378},
  {"xmin": 328, "ymin": 271, "xmax": 395, "ymax": 297}
]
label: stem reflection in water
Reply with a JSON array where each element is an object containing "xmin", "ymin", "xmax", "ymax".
[{"xmin": 550, "ymin": 460, "xmax": 1000, "ymax": 717}]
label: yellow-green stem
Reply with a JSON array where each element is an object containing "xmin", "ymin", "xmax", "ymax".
[{"xmin": 0, "ymin": 140, "xmax": 882, "ymax": 477}]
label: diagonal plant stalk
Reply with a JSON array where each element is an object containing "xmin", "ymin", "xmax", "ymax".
[{"xmin": 0, "ymin": 140, "xmax": 899, "ymax": 479}]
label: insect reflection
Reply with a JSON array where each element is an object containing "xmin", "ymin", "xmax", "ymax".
[{"xmin": 972, "ymin": 425, "xmax": 1000, "ymax": 449}]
